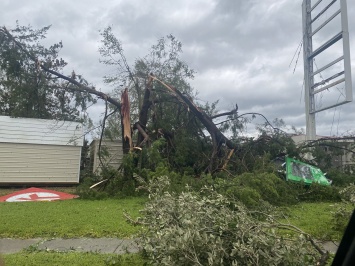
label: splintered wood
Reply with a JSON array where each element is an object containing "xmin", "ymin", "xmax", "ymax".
[{"xmin": 121, "ymin": 88, "xmax": 132, "ymax": 150}]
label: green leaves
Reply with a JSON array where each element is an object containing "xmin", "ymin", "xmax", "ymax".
[
  {"xmin": 0, "ymin": 23, "xmax": 95, "ymax": 122},
  {"xmin": 136, "ymin": 176, "xmax": 320, "ymax": 265}
]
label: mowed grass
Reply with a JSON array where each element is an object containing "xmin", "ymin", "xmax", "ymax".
[
  {"xmin": 0, "ymin": 198, "xmax": 146, "ymax": 239},
  {"xmin": 2, "ymin": 252, "xmax": 146, "ymax": 266},
  {"xmin": 280, "ymin": 201, "xmax": 354, "ymax": 240}
]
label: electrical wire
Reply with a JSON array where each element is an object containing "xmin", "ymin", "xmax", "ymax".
[
  {"xmin": 336, "ymin": 105, "xmax": 341, "ymax": 136},
  {"xmin": 289, "ymin": 40, "xmax": 303, "ymax": 70},
  {"xmin": 313, "ymin": 58, "xmax": 346, "ymax": 136},
  {"xmin": 313, "ymin": 59, "xmax": 323, "ymax": 110},
  {"xmin": 293, "ymin": 42, "xmax": 303, "ymax": 74},
  {"xmin": 330, "ymin": 94, "xmax": 342, "ymax": 135}
]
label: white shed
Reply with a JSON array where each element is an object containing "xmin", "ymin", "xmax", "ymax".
[
  {"xmin": 0, "ymin": 116, "xmax": 83, "ymax": 184},
  {"xmin": 89, "ymin": 139, "xmax": 123, "ymax": 173}
]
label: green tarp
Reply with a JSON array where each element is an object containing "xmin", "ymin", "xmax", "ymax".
[{"xmin": 285, "ymin": 157, "xmax": 331, "ymax": 186}]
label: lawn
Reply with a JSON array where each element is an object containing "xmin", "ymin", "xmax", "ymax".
[
  {"xmin": 280, "ymin": 201, "xmax": 354, "ymax": 241},
  {"xmin": 1, "ymin": 195, "xmax": 351, "ymax": 241},
  {"xmin": 0, "ymin": 197, "xmax": 146, "ymax": 238},
  {"xmin": 0, "ymin": 193, "xmax": 352, "ymax": 265},
  {"xmin": 0, "ymin": 196, "xmax": 147, "ymax": 265},
  {"xmin": 2, "ymin": 251, "xmax": 145, "ymax": 266}
]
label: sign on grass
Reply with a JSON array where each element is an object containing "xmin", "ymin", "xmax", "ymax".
[{"xmin": 0, "ymin": 187, "xmax": 78, "ymax": 202}]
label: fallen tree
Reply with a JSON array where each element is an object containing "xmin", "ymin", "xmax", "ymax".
[
  {"xmin": 1, "ymin": 24, "xmax": 302, "ymax": 179},
  {"xmin": 1, "ymin": 25, "xmax": 245, "ymax": 174}
]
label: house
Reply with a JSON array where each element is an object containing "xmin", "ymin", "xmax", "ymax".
[{"xmin": 0, "ymin": 116, "xmax": 83, "ymax": 184}]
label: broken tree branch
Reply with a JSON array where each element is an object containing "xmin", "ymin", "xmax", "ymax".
[
  {"xmin": 134, "ymin": 122, "xmax": 150, "ymax": 147},
  {"xmin": 149, "ymin": 74, "xmax": 240, "ymax": 152},
  {"xmin": 221, "ymin": 149, "xmax": 235, "ymax": 170},
  {"xmin": 210, "ymin": 104, "xmax": 238, "ymax": 119},
  {"xmin": 121, "ymin": 88, "xmax": 132, "ymax": 153}
]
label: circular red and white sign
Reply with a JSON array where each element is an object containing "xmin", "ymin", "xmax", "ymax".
[
  {"xmin": 0, "ymin": 187, "xmax": 78, "ymax": 202},
  {"xmin": 5, "ymin": 192, "xmax": 61, "ymax": 202}
]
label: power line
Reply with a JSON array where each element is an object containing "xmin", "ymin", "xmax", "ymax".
[
  {"xmin": 288, "ymin": 40, "xmax": 303, "ymax": 74},
  {"xmin": 330, "ymin": 94, "xmax": 341, "ymax": 135}
]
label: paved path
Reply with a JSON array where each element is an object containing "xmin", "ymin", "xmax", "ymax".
[
  {"xmin": 319, "ymin": 240, "xmax": 339, "ymax": 254},
  {"xmin": 0, "ymin": 238, "xmax": 140, "ymax": 254},
  {"xmin": 0, "ymin": 237, "xmax": 338, "ymax": 255}
]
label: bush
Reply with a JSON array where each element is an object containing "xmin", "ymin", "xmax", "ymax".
[
  {"xmin": 331, "ymin": 184, "xmax": 355, "ymax": 233},
  {"xmin": 297, "ymin": 183, "xmax": 341, "ymax": 202},
  {"xmin": 213, "ymin": 172, "xmax": 299, "ymax": 207},
  {"xmin": 339, "ymin": 183, "xmax": 355, "ymax": 203},
  {"xmin": 135, "ymin": 176, "xmax": 322, "ymax": 266},
  {"xmin": 327, "ymin": 170, "xmax": 355, "ymax": 187},
  {"xmin": 143, "ymin": 170, "xmax": 340, "ymax": 208},
  {"xmin": 77, "ymin": 166, "xmax": 143, "ymax": 199},
  {"xmin": 331, "ymin": 206, "xmax": 353, "ymax": 234}
]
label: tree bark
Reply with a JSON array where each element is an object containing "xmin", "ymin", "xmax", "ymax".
[{"xmin": 136, "ymin": 75, "xmax": 153, "ymax": 145}]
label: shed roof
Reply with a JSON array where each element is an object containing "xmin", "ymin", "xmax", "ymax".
[{"xmin": 0, "ymin": 116, "xmax": 83, "ymax": 146}]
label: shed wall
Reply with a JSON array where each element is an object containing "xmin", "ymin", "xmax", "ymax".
[
  {"xmin": 0, "ymin": 142, "xmax": 80, "ymax": 183},
  {"xmin": 90, "ymin": 139, "xmax": 123, "ymax": 173},
  {"xmin": 0, "ymin": 116, "xmax": 83, "ymax": 184},
  {"xmin": 0, "ymin": 116, "xmax": 83, "ymax": 146}
]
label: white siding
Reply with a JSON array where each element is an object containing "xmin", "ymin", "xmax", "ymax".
[
  {"xmin": 0, "ymin": 116, "xmax": 83, "ymax": 184},
  {"xmin": 90, "ymin": 139, "xmax": 123, "ymax": 173},
  {"xmin": 0, "ymin": 142, "xmax": 80, "ymax": 183},
  {"xmin": 0, "ymin": 116, "xmax": 83, "ymax": 146}
]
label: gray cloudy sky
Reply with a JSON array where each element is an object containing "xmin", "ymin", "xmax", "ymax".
[{"xmin": 1, "ymin": 0, "xmax": 355, "ymax": 137}]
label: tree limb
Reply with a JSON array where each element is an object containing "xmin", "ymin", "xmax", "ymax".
[
  {"xmin": 149, "ymin": 74, "xmax": 240, "ymax": 152},
  {"xmin": 210, "ymin": 104, "xmax": 238, "ymax": 119},
  {"xmin": 2, "ymin": 26, "xmax": 121, "ymax": 109}
]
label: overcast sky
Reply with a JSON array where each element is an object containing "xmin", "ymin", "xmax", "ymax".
[{"xmin": 1, "ymin": 0, "xmax": 355, "ymax": 138}]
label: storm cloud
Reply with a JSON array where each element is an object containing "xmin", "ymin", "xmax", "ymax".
[{"xmin": 1, "ymin": 0, "xmax": 354, "ymax": 137}]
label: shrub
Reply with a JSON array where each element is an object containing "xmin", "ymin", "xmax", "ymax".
[
  {"xmin": 77, "ymin": 166, "xmax": 143, "ymax": 199},
  {"xmin": 331, "ymin": 206, "xmax": 353, "ymax": 234},
  {"xmin": 135, "ymin": 176, "xmax": 323, "ymax": 266},
  {"xmin": 213, "ymin": 172, "xmax": 299, "ymax": 207},
  {"xmin": 339, "ymin": 183, "xmax": 355, "ymax": 203},
  {"xmin": 297, "ymin": 183, "xmax": 341, "ymax": 202},
  {"xmin": 327, "ymin": 170, "xmax": 355, "ymax": 187},
  {"xmin": 331, "ymin": 184, "xmax": 355, "ymax": 233}
]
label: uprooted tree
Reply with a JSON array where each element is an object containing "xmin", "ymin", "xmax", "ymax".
[{"xmin": 0, "ymin": 24, "xmax": 302, "ymax": 179}]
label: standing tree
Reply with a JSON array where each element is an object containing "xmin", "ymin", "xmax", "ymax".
[{"xmin": 0, "ymin": 23, "xmax": 95, "ymax": 121}]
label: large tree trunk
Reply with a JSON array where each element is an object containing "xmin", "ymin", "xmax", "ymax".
[{"xmin": 136, "ymin": 76, "xmax": 153, "ymax": 146}]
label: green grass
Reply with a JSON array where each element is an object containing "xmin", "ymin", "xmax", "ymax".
[
  {"xmin": 280, "ymin": 201, "xmax": 354, "ymax": 241},
  {"xmin": 2, "ymin": 251, "xmax": 146, "ymax": 266},
  {"xmin": 0, "ymin": 198, "xmax": 146, "ymax": 239}
]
